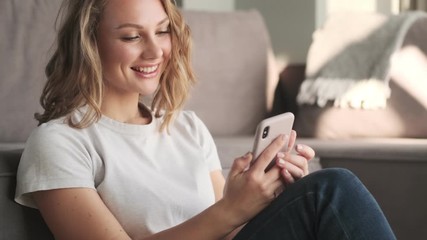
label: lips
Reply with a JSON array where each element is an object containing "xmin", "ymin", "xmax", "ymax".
[{"xmin": 131, "ymin": 65, "xmax": 159, "ymax": 74}]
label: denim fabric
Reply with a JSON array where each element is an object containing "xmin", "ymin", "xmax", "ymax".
[{"xmin": 234, "ymin": 168, "xmax": 396, "ymax": 240}]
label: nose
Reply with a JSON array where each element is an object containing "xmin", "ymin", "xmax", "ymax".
[{"xmin": 142, "ymin": 37, "xmax": 163, "ymax": 60}]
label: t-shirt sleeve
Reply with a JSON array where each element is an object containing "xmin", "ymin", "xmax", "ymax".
[
  {"xmin": 15, "ymin": 124, "xmax": 96, "ymax": 208},
  {"xmin": 189, "ymin": 112, "xmax": 222, "ymax": 172}
]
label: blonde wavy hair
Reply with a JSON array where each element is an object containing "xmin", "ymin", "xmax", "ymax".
[{"xmin": 36, "ymin": 0, "xmax": 195, "ymax": 131}]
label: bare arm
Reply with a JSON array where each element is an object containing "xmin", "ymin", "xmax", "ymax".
[
  {"xmin": 210, "ymin": 170, "xmax": 225, "ymax": 202},
  {"xmin": 33, "ymin": 188, "xmax": 131, "ymax": 240},
  {"xmin": 34, "ymin": 187, "xmax": 238, "ymax": 240},
  {"xmin": 210, "ymin": 170, "xmax": 244, "ymax": 240}
]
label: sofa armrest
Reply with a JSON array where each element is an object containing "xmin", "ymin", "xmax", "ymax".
[
  {"xmin": 298, "ymin": 138, "xmax": 427, "ymax": 161},
  {"xmin": 0, "ymin": 149, "xmax": 54, "ymax": 239}
]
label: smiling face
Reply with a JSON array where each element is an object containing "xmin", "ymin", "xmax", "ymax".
[{"xmin": 97, "ymin": 0, "xmax": 172, "ymax": 101}]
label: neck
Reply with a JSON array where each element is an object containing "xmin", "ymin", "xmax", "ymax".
[{"xmin": 101, "ymin": 93, "xmax": 152, "ymax": 125}]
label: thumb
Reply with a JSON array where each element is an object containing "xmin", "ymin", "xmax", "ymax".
[{"xmin": 229, "ymin": 152, "xmax": 253, "ymax": 177}]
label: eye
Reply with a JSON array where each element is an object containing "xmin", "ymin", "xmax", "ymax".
[
  {"xmin": 157, "ymin": 26, "xmax": 171, "ymax": 35},
  {"xmin": 121, "ymin": 35, "xmax": 140, "ymax": 42},
  {"xmin": 157, "ymin": 30, "xmax": 170, "ymax": 35}
]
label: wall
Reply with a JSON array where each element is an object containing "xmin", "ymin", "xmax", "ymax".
[
  {"xmin": 318, "ymin": 0, "xmax": 400, "ymax": 28},
  {"xmin": 235, "ymin": 0, "xmax": 315, "ymax": 65},
  {"xmin": 181, "ymin": 0, "xmax": 403, "ymax": 64},
  {"xmin": 181, "ymin": 0, "xmax": 315, "ymax": 64},
  {"xmin": 182, "ymin": 0, "xmax": 234, "ymax": 11}
]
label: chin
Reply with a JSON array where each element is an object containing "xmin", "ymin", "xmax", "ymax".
[{"xmin": 138, "ymin": 84, "xmax": 160, "ymax": 96}]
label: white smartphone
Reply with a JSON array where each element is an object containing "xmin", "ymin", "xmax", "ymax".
[{"xmin": 251, "ymin": 112, "xmax": 295, "ymax": 170}]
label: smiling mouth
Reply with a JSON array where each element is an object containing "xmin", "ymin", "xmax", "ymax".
[{"xmin": 131, "ymin": 65, "xmax": 159, "ymax": 74}]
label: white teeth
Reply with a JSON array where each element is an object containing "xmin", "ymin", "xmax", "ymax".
[{"xmin": 134, "ymin": 65, "xmax": 158, "ymax": 73}]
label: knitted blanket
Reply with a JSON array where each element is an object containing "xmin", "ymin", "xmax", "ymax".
[{"xmin": 297, "ymin": 11, "xmax": 427, "ymax": 109}]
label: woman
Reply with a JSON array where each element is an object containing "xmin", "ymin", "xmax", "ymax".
[{"xmin": 15, "ymin": 0, "xmax": 396, "ymax": 239}]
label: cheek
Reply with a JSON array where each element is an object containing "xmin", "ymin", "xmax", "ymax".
[
  {"xmin": 98, "ymin": 40, "xmax": 137, "ymax": 67},
  {"xmin": 97, "ymin": 38, "xmax": 113, "ymax": 65},
  {"xmin": 108, "ymin": 49, "xmax": 135, "ymax": 67},
  {"xmin": 161, "ymin": 37, "xmax": 172, "ymax": 62}
]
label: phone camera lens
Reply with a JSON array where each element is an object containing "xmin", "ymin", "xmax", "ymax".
[{"xmin": 262, "ymin": 126, "xmax": 269, "ymax": 139}]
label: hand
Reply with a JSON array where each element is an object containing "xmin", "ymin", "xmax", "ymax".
[
  {"xmin": 221, "ymin": 134, "xmax": 287, "ymax": 226},
  {"xmin": 275, "ymin": 130, "xmax": 315, "ymax": 185}
]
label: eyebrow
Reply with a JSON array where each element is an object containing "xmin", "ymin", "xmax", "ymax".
[{"xmin": 115, "ymin": 17, "xmax": 170, "ymax": 30}]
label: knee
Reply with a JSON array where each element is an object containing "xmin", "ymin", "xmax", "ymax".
[
  {"xmin": 316, "ymin": 168, "xmax": 357, "ymax": 181},
  {"xmin": 309, "ymin": 168, "xmax": 363, "ymax": 191}
]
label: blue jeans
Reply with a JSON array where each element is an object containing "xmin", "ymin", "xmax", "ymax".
[{"xmin": 233, "ymin": 168, "xmax": 396, "ymax": 240}]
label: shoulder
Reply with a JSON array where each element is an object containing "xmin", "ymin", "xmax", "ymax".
[
  {"xmin": 23, "ymin": 113, "xmax": 99, "ymax": 161},
  {"xmin": 172, "ymin": 111, "xmax": 221, "ymax": 170},
  {"xmin": 173, "ymin": 110, "xmax": 208, "ymax": 133},
  {"xmin": 170, "ymin": 110, "xmax": 216, "ymax": 144},
  {"xmin": 16, "ymin": 118, "xmax": 99, "ymax": 208},
  {"xmin": 175, "ymin": 110, "xmax": 199, "ymax": 124},
  {"xmin": 26, "ymin": 118, "xmax": 86, "ymax": 149},
  {"xmin": 28, "ymin": 118, "xmax": 71, "ymax": 144},
  {"xmin": 20, "ymin": 115, "xmax": 99, "ymax": 177}
]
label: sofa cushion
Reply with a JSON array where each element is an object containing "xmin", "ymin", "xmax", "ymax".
[
  {"xmin": 182, "ymin": 10, "xmax": 275, "ymax": 136},
  {"xmin": 295, "ymin": 79, "xmax": 427, "ymax": 138},
  {"xmin": 0, "ymin": 0, "xmax": 62, "ymax": 142}
]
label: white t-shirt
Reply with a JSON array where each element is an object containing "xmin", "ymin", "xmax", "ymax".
[{"xmin": 15, "ymin": 108, "xmax": 222, "ymax": 239}]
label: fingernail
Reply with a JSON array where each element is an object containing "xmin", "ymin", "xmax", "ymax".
[
  {"xmin": 277, "ymin": 152, "xmax": 285, "ymax": 158},
  {"xmin": 296, "ymin": 144, "xmax": 303, "ymax": 151},
  {"xmin": 282, "ymin": 134, "xmax": 288, "ymax": 141},
  {"xmin": 278, "ymin": 158, "xmax": 285, "ymax": 166},
  {"xmin": 243, "ymin": 152, "xmax": 251, "ymax": 158}
]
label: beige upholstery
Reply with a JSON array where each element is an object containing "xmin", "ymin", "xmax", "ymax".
[
  {"xmin": 182, "ymin": 10, "xmax": 316, "ymax": 172},
  {"xmin": 183, "ymin": 10, "xmax": 272, "ymax": 136},
  {"xmin": 0, "ymin": 1, "xmax": 62, "ymax": 142}
]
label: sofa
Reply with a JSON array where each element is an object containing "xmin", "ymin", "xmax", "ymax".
[{"xmin": 0, "ymin": 1, "xmax": 426, "ymax": 240}]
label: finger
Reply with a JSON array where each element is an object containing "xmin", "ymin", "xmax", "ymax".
[
  {"xmin": 281, "ymin": 168, "xmax": 295, "ymax": 184},
  {"xmin": 286, "ymin": 130, "xmax": 297, "ymax": 153},
  {"xmin": 273, "ymin": 185, "xmax": 285, "ymax": 197},
  {"xmin": 275, "ymin": 157, "xmax": 296, "ymax": 184},
  {"xmin": 252, "ymin": 134, "xmax": 287, "ymax": 172},
  {"xmin": 269, "ymin": 178, "xmax": 285, "ymax": 199},
  {"xmin": 295, "ymin": 144, "xmax": 315, "ymax": 161},
  {"xmin": 283, "ymin": 160, "xmax": 306, "ymax": 179},
  {"xmin": 229, "ymin": 152, "xmax": 253, "ymax": 177},
  {"xmin": 277, "ymin": 152, "xmax": 308, "ymax": 175},
  {"xmin": 263, "ymin": 165, "xmax": 282, "ymax": 184}
]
